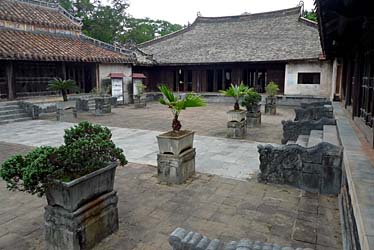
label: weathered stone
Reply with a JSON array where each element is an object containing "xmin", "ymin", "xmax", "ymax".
[
  {"xmin": 157, "ymin": 148, "xmax": 196, "ymax": 184},
  {"xmin": 246, "ymin": 111, "xmax": 261, "ymax": 128},
  {"xmin": 300, "ymin": 101, "xmax": 331, "ymax": 109},
  {"xmin": 281, "ymin": 118, "xmax": 336, "ymax": 144},
  {"xmin": 227, "ymin": 120, "xmax": 246, "ymax": 138},
  {"xmin": 44, "ymin": 190, "xmax": 119, "ymax": 250},
  {"xmin": 169, "ymin": 228, "xmax": 312, "ymax": 250},
  {"xmin": 294, "ymin": 106, "xmax": 333, "ymax": 121},
  {"xmin": 257, "ymin": 142, "xmax": 343, "ymax": 194},
  {"xmin": 157, "ymin": 130, "xmax": 194, "ymax": 156},
  {"xmin": 75, "ymin": 99, "xmax": 89, "ymax": 112},
  {"xmin": 227, "ymin": 110, "xmax": 246, "ymax": 122},
  {"xmin": 95, "ymin": 97, "xmax": 111, "ymax": 115},
  {"xmin": 265, "ymin": 104, "xmax": 276, "ymax": 115}
]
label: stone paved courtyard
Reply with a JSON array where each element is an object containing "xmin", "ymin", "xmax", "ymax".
[
  {"xmin": 40, "ymin": 102, "xmax": 295, "ymax": 143},
  {"xmin": 0, "ymin": 142, "xmax": 342, "ymax": 250}
]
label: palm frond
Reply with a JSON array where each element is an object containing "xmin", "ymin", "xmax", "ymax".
[
  {"xmin": 159, "ymin": 84, "xmax": 176, "ymax": 103},
  {"xmin": 183, "ymin": 94, "xmax": 206, "ymax": 108}
]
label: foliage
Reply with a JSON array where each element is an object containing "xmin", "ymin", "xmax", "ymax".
[
  {"xmin": 241, "ymin": 89, "xmax": 262, "ymax": 107},
  {"xmin": 0, "ymin": 122, "xmax": 127, "ymax": 196},
  {"xmin": 265, "ymin": 82, "xmax": 280, "ymax": 97},
  {"xmin": 219, "ymin": 83, "xmax": 250, "ymax": 110},
  {"xmin": 47, "ymin": 78, "xmax": 80, "ymax": 101},
  {"xmin": 303, "ymin": 10, "xmax": 317, "ymax": 22},
  {"xmin": 90, "ymin": 86, "xmax": 111, "ymax": 96},
  {"xmin": 59, "ymin": 0, "xmax": 183, "ymax": 44},
  {"xmin": 123, "ymin": 18, "xmax": 184, "ymax": 44},
  {"xmin": 158, "ymin": 84, "xmax": 206, "ymax": 131}
]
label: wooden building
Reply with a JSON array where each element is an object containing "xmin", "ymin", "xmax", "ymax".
[
  {"xmin": 316, "ymin": 0, "xmax": 374, "ymax": 147},
  {"xmin": 0, "ymin": 0, "xmax": 134, "ymax": 100},
  {"xmin": 136, "ymin": 6, "xmax": 332, "ymax": 97}
]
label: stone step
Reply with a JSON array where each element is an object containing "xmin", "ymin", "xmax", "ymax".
[
  {"xmin": 0, "ymin": 101, "xmax": 19, "ymax": 106},
  {"xmin": 0, "ymin": 113, "xmax": 30, "ymax": 121},
  {"xmin": 323, "ymin": 125, "xmax": 340, "ymax": 146},
  {"xmin": 0, "ymin": 105, "xmax": 21, "ymax": 111},
  {"xmin": 307, "ymin": 130, "xmax": 323, "ymax": 147},
  {"xmin": 0, "ymin": 117, "xmax": 32, "ymax": 125},
  {"xmin": 0, "ymin": 108, "xmax": 25, "ymax": 115},
  {"xmin": 286, "ymin": 140, "xmax": 296, "ymax": 145},
  {"xmin": 296, "ymin": 134, "xmax": 309, "ymax": 147}
]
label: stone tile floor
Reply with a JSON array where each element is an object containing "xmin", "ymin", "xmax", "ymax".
[
  {"xmin": 40, "ymin": 102, "xmax": 295, "ymax": 144},
  {"xmin": 0, "ymin": 142, "xmax": 342, "ymax": 250}
]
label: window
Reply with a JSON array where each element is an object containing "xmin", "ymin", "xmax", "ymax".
[{"xmin": 298, "ymin": 73, "xmax": 320, "ymax": 84}]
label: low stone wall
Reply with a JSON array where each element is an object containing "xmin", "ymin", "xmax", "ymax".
[
  {"xmin": 19, "ymin": 101, "xmax": 59, "ymax": 119},
  {"xmin": 169, "ymin": 227, "xmax": 313, "ymax": 250},
  {"xmin": 281, "ymin": 117, "xmax": 336, "ymax": 144},
  {"xmin": 257, "ymin": 142, "xmax": 343, "ymax": 194},
  {"xmin": 294, "ymin": 106, "xmax": 334, "ymax": 121},
  {"xmin": 300, "ymin": 100, "xmax": 332, "ymax": 109}
]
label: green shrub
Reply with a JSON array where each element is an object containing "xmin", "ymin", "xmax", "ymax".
[
  {"xmin": 0, "ymin": 122, "xmax": 127, "ymax": 196},
  {"xmin": 265, "ymin": 81, "xmax": 280, "ymax": 97},
  {"xmin": 241, "ymin": 89, "xmax": 262, "ymax": 107}
]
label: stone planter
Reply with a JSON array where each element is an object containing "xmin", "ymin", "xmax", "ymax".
[
  {"xmin": 134, "ymin": 96, "xmax": 147, "ymax": 108},
  {"xmin": 157, "ymin": 130, "xmax": 194, "ymax": 156},
  {"xmin": 246, "ymin": 111, "xmax": 261, "ymax": 128},
  {"xmin": 245, "ymin": 103, "xmax": 261, "ymax": 113},
  {"xmin": 46, "ymin": 163, "xmax": 117, "ymax": 212},
  {"xmin": 44, "ymin": 163, "xmax": 119, "ymax": 250},
  {"xmin": 95, "ymin": 97, "xmax": 111, "ymax": 115},
  {"xmin": 227, "ymin": 110, "xmax": 246, "ymax": 122}
]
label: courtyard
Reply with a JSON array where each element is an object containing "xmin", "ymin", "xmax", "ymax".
[{"xmin": 0, "ymin": 103, "xmax": 342, "ymax": 250}]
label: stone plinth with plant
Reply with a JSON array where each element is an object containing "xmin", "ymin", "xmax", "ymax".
[
  {"xmin": 0, "ymin": 122, "xmax": 127, "ymax": 250},
  {"xmin": 156, "ymin": 85, "xmax": 205, "ymax": 184},
  {"xmin": 134, "ymin": 82, "xmax": 147, "ymax": 108},
  {"xmin": 241, "ymin": 88, "xmax": 262, "ymax": 127},
  {"xmin": 220, "ymin": 83, "xmax": 249, "ymax": 138},
  {"xmin": 265, "ymin": 81, "xmax": 280, "ymax": 115}
]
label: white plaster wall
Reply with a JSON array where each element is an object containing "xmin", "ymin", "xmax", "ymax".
[
  {"xmin": 284, "ymin": 61, "xmax": 333, "ymax": 98},
  {"xmin": 98, "ymin": 63, "xmax": 132, "ymax": 104}
]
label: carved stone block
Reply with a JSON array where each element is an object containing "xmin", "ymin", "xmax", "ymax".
[
  {"xmin": 294, "ymin": 105, "xmax": 333, "ymax": 121},
  {"xmin": 257, "ymin": 142, "xmax": 343, "ymax": 194},
  {"xmin": 281, "ymin": 117, "xmax": 336, "ymax": 144},
  {"xmin": 265, "ymin": 104, "xmax": 276, "ymax": 115},
  {"xmin": 227, "ymin": 120, "xmax": 246, "ymax": 138},
  {"xmin": 44, "ymin": 191, "xmax": 119, "ymax": 250},
  {"xmin": 300, "ymin": 100, "xmax": 332, "ymax": 109},
  {"xmin": 246, "ymin": 111, "xmax": 261, "ymax": 128},
  {"xmin": 157, "ymin": 148, "xmax": 196, "ymax": 184}
]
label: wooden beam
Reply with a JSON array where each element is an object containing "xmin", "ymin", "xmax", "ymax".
[{"xmin": 6, "ymin": 62, "xmax": 14, "ymax": 100}]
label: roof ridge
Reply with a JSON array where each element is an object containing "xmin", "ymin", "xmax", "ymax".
[
  {"xmin": 196, "ymin": 6, "xmax": 301, "ymax": 21},
  {"xmin": 139, "ymin": 6, "xmax": 302, "ymax": 48}
]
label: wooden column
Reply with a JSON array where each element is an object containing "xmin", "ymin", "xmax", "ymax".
[
  {"xmin": 6, "ymin": 62, "xmax": 14, "ymax": 100},
  {"xmin": 61, "ymin": 62, "xmax": 66, "ymax": 80}
]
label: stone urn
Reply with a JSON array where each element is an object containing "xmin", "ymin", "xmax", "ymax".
[
  {"xmin": 265, "ymin": 96, "xmax": 277, "ymax": 115},
  {"xmin": 157, "ymin": 130, "xmax": 194, "ymax": 156},
  {"xmin": 227, "ymin": 109, "xmax": 246, "ymax": 122},
  {"xmin": 156, "ymin": 131, "xmax": 196, "ymax": 184},
  {"xmin": 44, "ymin": 163, "xmax": 119, "ymax": 250}
]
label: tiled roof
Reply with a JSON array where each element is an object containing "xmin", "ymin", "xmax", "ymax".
[
  {"xmin": 0, "ymin": 0, "xmax": 81, "ymax": 31},
  {"xmin": 140, "ymin": 7, "xmax": 322, "ymax": 65},
  {"xmin": 0, "ymin": 28, "xmax": 134, "ymax": 63}
]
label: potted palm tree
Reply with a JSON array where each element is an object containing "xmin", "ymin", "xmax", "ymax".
[
  {"xmin": 220, "ymin": 82, "xmax": 249, "ymax": 122},
  {"xmin": 157, "ymin": 85, "xmax": 206, "ymax": 156},
  {"xmin": 0, "ymin": 121, "xmax": 126, "ymax": 249},
  {"xmin": 241, "ymin": 88, "xmax": 262, "ymax": 113},
  {"xmin": 48, "ymin": 78, "xmax": 80, "ymax": 102},
  {"xmin": 265, "ymin": 81, "xmax": 280, "ymax": 115}
]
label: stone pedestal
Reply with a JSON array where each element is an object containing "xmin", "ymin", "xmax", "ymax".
[
  {"xmin": 134, "ymin": 97, "xmax": 146, "ymax": 108},
  {"xmin": 227, "ymin": 120, "xmax": 246, "ymax": 138},
  {"xmin": 265, "ymin": 104, "xmax": 276, "ymax": 115},
  {"xmin": 44, "ymin": 190, "xmax": 119, "ymax": 250},
  {"xmin": 246, "ymin": 111, "xmax": 261, "ymax": 128},
  {"xmin": 157, "ymin": 148, "xmax": 196, "ymax": 184},
  {"xmin": 95, "ymin": 97, "xmax": 111, "ymax": 115}
]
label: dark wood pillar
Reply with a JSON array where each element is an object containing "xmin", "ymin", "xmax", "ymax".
[
  {"xmin": 61, "ymin": 62, "xmax": 67, "ymax": 80},
  {"xmin": 6, "ymin": 62, "xmax": 14, "ymax": 100}
]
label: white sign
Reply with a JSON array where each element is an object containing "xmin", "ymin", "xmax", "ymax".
[{"xmin": 111, "ymin": 78, "xmax": 123, "ymax": 102}]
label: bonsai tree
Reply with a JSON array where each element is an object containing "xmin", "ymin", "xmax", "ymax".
[
  {"xmin": 47, "ymin": 78, "xmax": 80, "ymax": 102},
  {"xmin": 220, "ymin": 82, "xmax": 249, "ymax": 110},
  {"xmin": 265, "ymin": 81, "xmax": 280, "ymax": 97},
  {"xmin": 241, "ymin": 88, "xmax": 262, "ymax": 111},
  {"xmin": 159, "ymin": 84, "xmax": 206, "ymax": 132},
  {"xmin": 0, "ymin": 121, "xmax": 127, "ymax": 196}
]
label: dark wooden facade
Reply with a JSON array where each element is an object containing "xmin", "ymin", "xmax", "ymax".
[
  {"xmin": 317, "ymin": 0, "xmax": 374, "ymax": 147},
  {"xmin": 0, "ymin": 61, "xmax": 97, "ymax": 99},
  {"xmin": 135, "ymin": 63, "xmax": 285, "ymax": 93}
]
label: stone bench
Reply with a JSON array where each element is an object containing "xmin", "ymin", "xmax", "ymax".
[
  {"xmin": 258, "ymin": 124, "xmax": 343, "ymax": 194},
  {"xmin": 281, "ymin": 117, "xmax": 336, "ymax": 144},
  {"xmin": 169, "ymin": 228, "xmax": 313, "ymax": 250},
  {"xmin": 294, "ymin": 105, "xmax": 334, "ymax": 121}
]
